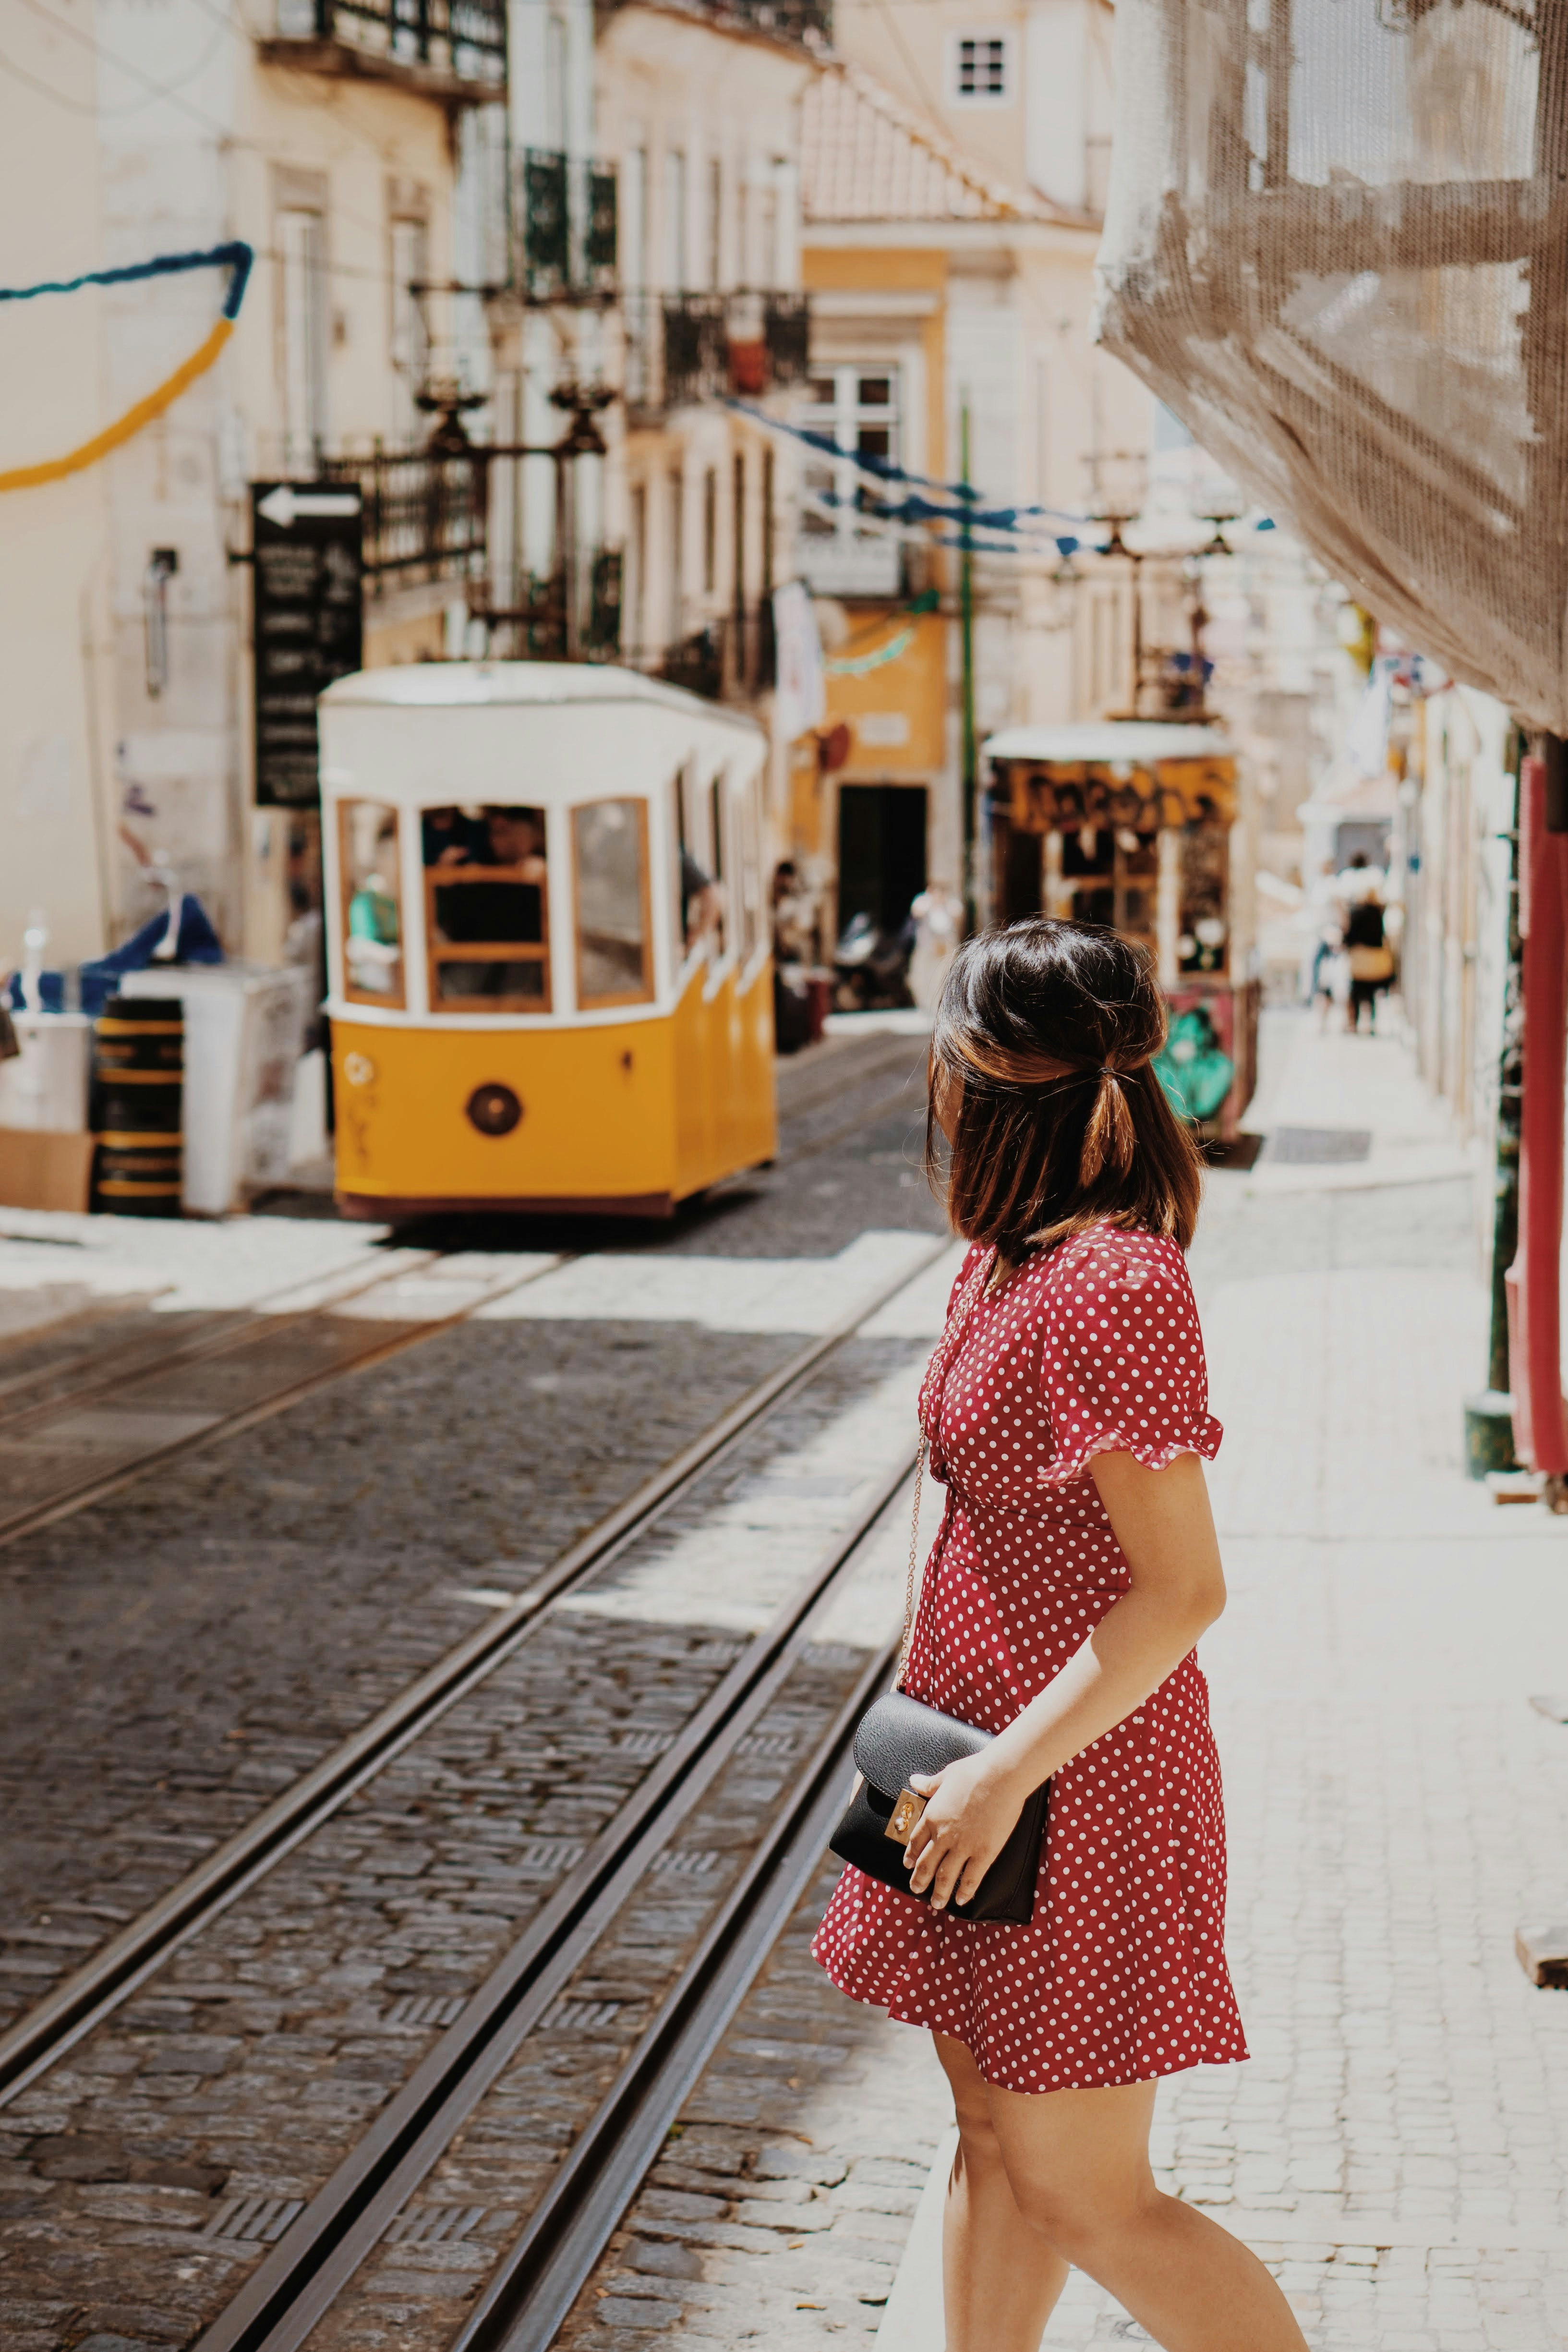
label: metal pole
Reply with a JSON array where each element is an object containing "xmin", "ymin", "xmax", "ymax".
[
  {"xmin": 1505, "ymin": 740, "xmax": 1568, "ymax": 1498},
  {"xmin": 1490, "ymin": 743, "xmax": 1523, "ymax": 1395},
  {"xmin": 1466, "ymin": 737, "xmax": 1522, "ymax": 1476},
  {"xmin": 960, "ymin": 398, "xmax": 978, "ymax": 935}
]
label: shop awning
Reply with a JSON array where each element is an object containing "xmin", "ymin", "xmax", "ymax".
[
  {"xmin": 983, "ymin": 723, "xmax": 1238, "ymax": 832},
  {"xmin": 983, "ymin": 723, "xmax": 1233, "ymax": 765}
]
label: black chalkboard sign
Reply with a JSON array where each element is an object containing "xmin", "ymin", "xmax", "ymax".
[{"xmin": 251, "ymin": 481, "xmax": 363, "ymax": 809}]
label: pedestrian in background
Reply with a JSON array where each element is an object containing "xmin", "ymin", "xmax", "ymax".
[
  {"xmin": 909, "ymin": 880, "xmax": 961, "ymax": 1013},
  {"xmin": 814, "ymin": 919, "xmax": 1308, "ymax": 2352},
  {"xmin": 1301, "ymin": 855, "xmax": 1342, "ymax": 1013},
  {"xmin": 1338, "ymin": 852, "xmax": 1394, "ymax": 1032}
]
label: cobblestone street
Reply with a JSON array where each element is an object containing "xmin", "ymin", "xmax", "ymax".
[{"xmin": 1, "ymin": 1017, "xmax": 1566, "ymax": 2350}]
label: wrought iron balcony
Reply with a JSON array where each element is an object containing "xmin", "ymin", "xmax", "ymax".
[
  {"xmin": 700, "ymin": 0, "xmax": 830, "ymax": 45},
  {"xmin": 623, "ymin": 291, "xmax": 811, "ymax": 417},
  {"xmin": 652, "ymin": 607, "xmax": 776, "ymax": 704},
  {"xmin": 324, "ymin": 445, "xmax": 488, "ymax": 585},
  {"xmin": 516, "ymin": 151, "xmax": 618, "ymax": 305},
  {"xmin": 266, "ymin": 0, "xmax": 505, "ymax": 99},
  {"xmin": 465, "ymin": 549, "xmax": 622, "ymax": 661}
]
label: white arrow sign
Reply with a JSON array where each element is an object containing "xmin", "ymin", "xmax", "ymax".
[{"xmin": 257, "ymin": 485, "xmax": 362, "ymax": 528}]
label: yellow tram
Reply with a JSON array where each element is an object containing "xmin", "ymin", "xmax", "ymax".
[{"xmin": 318, "ymin": 663, "xmax": 776, "ymax": 1218}]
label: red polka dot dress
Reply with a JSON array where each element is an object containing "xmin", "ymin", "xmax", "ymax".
[{"xmin": 812, "ymin": 1222, "xmax": 1249, "ymax": 2093}]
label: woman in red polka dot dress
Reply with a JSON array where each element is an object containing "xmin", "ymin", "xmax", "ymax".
[{"xmin": 813, "ymin": 920, "xmax": 1307, "ymax": 2352}]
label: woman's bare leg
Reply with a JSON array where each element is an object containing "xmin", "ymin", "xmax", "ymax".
[
  {"xmin": 934, "ymin": 2032, "xmax": 1068, "ymax": 2352},
  {"xmin": 984, "ymin": 2074, "xmax": 1310, "ymax": 2352}
]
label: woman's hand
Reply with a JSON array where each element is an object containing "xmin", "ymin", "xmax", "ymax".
[
  {"xmin": 902, "ymin": 1752, "xmax": 1031, "ymax": 1911},
  {"xmin": 897, "ymin": 1454, "xmax": 1227, "ymax": 1896}
]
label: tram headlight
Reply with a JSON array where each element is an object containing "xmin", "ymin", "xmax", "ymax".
[{"xmin": 466, "ymin": 1082, "xmax": 523, "ymax": 1138}]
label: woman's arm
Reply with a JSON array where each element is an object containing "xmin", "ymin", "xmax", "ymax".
[{"xmin": 903, "ymin": 1449, "xmax": 1226, "ymax": 1910}]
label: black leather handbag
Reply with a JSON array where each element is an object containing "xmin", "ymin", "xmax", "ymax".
[{"xmin": 829, "ymin": 1257, "xmax": 1050, "ymax": 1926}]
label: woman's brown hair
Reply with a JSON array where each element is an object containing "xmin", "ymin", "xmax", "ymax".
[{"xmin": 927, "ymin": 917, "xmax": 1203, "ymax": 1259}]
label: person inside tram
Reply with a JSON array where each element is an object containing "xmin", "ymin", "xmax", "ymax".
[
  {"xmin": 345, "ymin": 870, "xmax": 401, "ymax": 994},
  {"xmin": 427, "ymin": 806, "xmax": 549, "ymax": 998},
  {"xmin": 485, "ymin": 806, "xmax": 549, "ymax": 881},
  {"xmin": 681, "ymin": 849, "xmax": 722, "ymax": 953},
  {"xmin": 421, "ymin": 805, "xmax": 489, "ymax": 868}
]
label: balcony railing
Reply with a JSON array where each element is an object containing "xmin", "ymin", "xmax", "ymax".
[
  {"xmin": 624, "ymin": 291, "xmax": 811, "ymax": 416},
  {"xmin": 269, "ymin": 0, "xmax": 506, "ymax": 93},
  {"xmin": 796, "ymin": 528, "xmax": 906, "ymax": 599},
  {"xmin": 516, "ymin": 150, "xmax": 618, "ymax": 304},
  {"xmin": 704, "ymin": 0, "xmax": 830, "ymax": 43},
  {"xmin": 654, "ymin": 606, "xmax": 776, "ymax": 704},
  {"xmin": 324, "ymin": 447, "xmax": 489, "ymax": 585}
]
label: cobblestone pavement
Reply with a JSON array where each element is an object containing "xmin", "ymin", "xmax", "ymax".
[
  {"xmin": 0, "ymin": 1341, "xmax": 937, "ymax": 2346},
  {"xmin": 0, "ymin": 1034, "xmax": 939, "ymax": 2035},
  {"xmin": 549, "ymin": 1019, "xmax": 1568, "ymax": 2352},
  {"xmin": 0, "ymin": 1037, "xmax": 957, "ymax": 2346}
]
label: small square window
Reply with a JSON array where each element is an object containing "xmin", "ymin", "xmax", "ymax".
[{"xmin": 954, "ymin": 34, "xmax": 1009, "ymax": 100}]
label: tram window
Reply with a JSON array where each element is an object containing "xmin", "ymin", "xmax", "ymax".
[
  {"xmin": 671, "ymin": 767, "xmax": 691, "ymax": 960},
  {"xmin": 574, "ymin": 797, "xmax": 654, "ymax": 1008},
  {"xmin": 708, "ymin": 775, "xmax": 728, "ymax": 957},
  {"xmin": 423, "ymin": 802, "xmax": 551, "ymax": 1012},
  {"xmin": 338, "ymin": 800, "xmax": 405, "ymax": 1007},
  {"xmin": 736, "ymin": 780, "xmax": 763, "ymax": 964}
]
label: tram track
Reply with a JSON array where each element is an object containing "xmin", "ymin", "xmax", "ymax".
[
  {"xmin": 449, "ymin": 1646, "xmax": 888, "ymax": 2352},
  {"xmin": 190, "ymin": 1468, "xmax": 905, "ymax": 2352},
  {"xmin": 0, "ymin": 1248, "xmax": 567, "ymax": 1552},
  {"xmin": 772, "ymin": 1035, "xmax": 927, "ymax": 1128},
  {"xmin": 0, "ymin": 1035, "xmax": 930, "ymax": 1555},
  {"xmin": 0, "ymin": 1247, "xmax": 440, "ymax": 1425},
  {"xmin": 0, "ymin": 1238, "xmax": 945, "ymax": 2111}
]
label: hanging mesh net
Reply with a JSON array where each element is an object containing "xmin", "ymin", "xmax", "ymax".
[{"xmin": 1095, "ymin": 0, "xmax": 1568, "ymax": 729}]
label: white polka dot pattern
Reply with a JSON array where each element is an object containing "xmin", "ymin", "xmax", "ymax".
[{"xmin": 812, "ymin": 1222, "xmax": 1248, "ymax": 2093}]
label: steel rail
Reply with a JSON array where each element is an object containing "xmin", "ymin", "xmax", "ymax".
[
  {"xmin": 0, "ymin": 1237, "xmax": 949, "ymax": 2108},
  {"xmin": 0, "ymin": 1246, "xmax": 441, "ymax": 1421},
  {"xmin": 192, "ymin": 1458, "xmax": 911, "ymax": 2352},
  {"xmin": 773, "ymin": 1036, "xmax": 927, "ymax": 1126},
  {"xmin": 0, "ymin": 1045, "xmax": 921, "ymax": 1491},
  {"xmin": 775, "ymin": 1084, "xmax": 924, "ymax": 1169},
  {"xmin": 0, "ymin": 1250, "xmax": 567, "ymax": 1551},
  {"xmin": 460, "ymin": 1642, "xmax": 891, "ymax": 2352}
]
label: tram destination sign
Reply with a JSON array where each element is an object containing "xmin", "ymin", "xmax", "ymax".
[{"xmin": 251, "ymin": 481, "xmax": 363, "ymax": 809}]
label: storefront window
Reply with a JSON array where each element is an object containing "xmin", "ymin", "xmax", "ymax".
[
  {"xmin": 574, "ymin": 797, "xmax": 653, "ymax": 1007},
  {"xmin": 423, "ymin": 803, "xmax": 551, "ymax": 1011},
  {"xmin": 338, "ymin": 800, "xmax": 404, "ymax": 1006}
]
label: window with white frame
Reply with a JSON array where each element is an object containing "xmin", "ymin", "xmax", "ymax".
[
  {"xmin": 388, "ymin": 214, "xmax": 428, "ymax": 447},
  {"xmin": 952, "ymin": 32, "xmax": 1012, "ymax": 102},
  {"xmin": 797, "ymin": 366, "xmax": 903, "ymax": 596},
  {"xmin": 664, "ymin": 148, "xmax": 688, "ymax": 290},
  {"xmin": 278, "ymin": 205, "xmax": 327, "ymax": 474}
]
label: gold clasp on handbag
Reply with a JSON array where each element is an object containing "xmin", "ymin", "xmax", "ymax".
[{"xmin": 886, "ymin": 1786, "xmax": 926, "ymax": 1843}]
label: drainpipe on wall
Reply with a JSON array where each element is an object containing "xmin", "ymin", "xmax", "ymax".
[{"xmin": 1506, "ymin": 738, "xmax": 1568, "ymax": 1505}]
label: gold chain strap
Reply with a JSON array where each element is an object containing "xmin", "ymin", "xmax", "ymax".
[
  {"xmin": 894, "ymin": 1430, "xmax": 930, "ymax": 1690},
  {"xmin": 894, "ymin": 1254, "xmax": 990, "ymax": 1689}
]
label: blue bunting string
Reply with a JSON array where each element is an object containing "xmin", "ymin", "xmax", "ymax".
[
  {"xmin": 726, "ymin": 397, "xmax": 1103, "ymax": 534},
  {"xmin": 0, "ymin": 240, "xmax": 254, "ymax": 318}
]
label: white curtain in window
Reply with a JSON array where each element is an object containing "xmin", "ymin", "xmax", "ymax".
[{"xmin": 279, "ymin": 207, "xmax": 326, "ymax": 474}]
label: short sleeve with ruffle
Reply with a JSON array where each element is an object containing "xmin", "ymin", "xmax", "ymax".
[{"xmin": 1037, "ymin": 1227, "xmax": 1222, "ymax": 1481}]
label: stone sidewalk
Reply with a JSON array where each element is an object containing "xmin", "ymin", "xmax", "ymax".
[{"xmin": 558, "ymin": 1013, "xmax": 1568, "ymax": 2351}]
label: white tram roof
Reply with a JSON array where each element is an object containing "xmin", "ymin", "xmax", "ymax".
[
  {"xmin": 982, "ymin": 722, "xmax": 1234, "ymax": 765},
  {"xmin": 321, "ymin": 659, "xmax": 766, "ymax": 743}
]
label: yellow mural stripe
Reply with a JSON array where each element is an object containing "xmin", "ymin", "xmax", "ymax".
[{"xmin": 0, "ymin": 315, "xmax": 233, "ymax": 496}]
